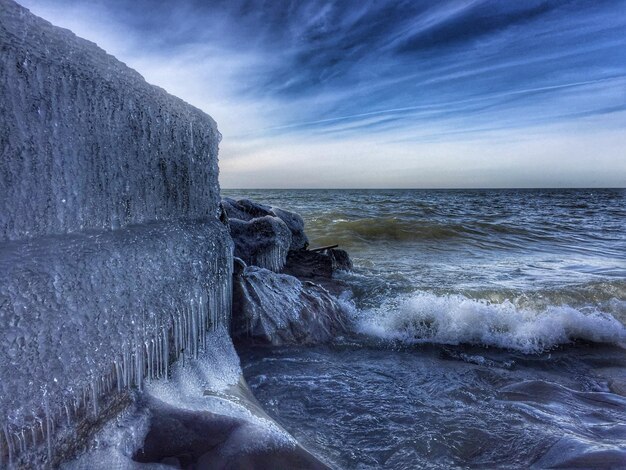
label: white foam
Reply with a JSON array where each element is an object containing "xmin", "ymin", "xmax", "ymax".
[{"xmin": 356, "ymin": 292, "xmax": 626, "ymax": 353}]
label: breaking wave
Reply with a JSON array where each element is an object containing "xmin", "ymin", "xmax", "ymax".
[{"xmin": 356, "ymin": 292, "xmax": 626, "ymax": 354}]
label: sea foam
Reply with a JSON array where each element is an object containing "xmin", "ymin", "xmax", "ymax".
[{"xmin": 356, "ymin": 292, "xmax": 626, "ymax": 353}]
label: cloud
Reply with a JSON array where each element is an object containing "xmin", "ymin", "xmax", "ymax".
[{"xmin": 18, "ymin": 0, "xmax": 626, "ymax": 188}]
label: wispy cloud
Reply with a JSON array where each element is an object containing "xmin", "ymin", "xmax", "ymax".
[{"xmin": 18, "ymin": 0, "xmax": 626, "ymax": 187}]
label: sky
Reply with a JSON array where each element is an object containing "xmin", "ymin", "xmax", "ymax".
[{"xmin": 18, "ymin": 0, "xmax": 626, "ymax": 188}]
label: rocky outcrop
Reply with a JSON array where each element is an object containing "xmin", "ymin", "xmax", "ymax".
[{"xmin": 226, "ymin": 198, "xmax": 354, "ymax": 345}]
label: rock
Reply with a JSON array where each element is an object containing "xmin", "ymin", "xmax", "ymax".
[
  {"xmin": 222, "ymin": 198, "xmax": 273, "ymax": 222},
  {"xmin": 134, "ymin": 386, "xmax": 328, "ymax": 470},
  {"xmin": 270, "ymin": 207, "xmax": 309, "ymax": 250},
  {"xmin": 283, "ymin": 248, "xmax": 353, "ymax": 279},
  {"xmin": 225, "ymin": 199, "xmax": 354, "ymax": 344},
  {"xmin": 232, "ymin": 266, "xmax": 349, "ymax": 345},
  {"xmin": 328, "ymin": 248, "xmax": 353, "ymax": 271},
  {"xmin": 222, "ymin": 198, "xmax": 309, "ymax": 251},
  {"xmin": 229, "ymin": 216, "xmax": 292, "ymax": 272},
  {"xmin": 283, "ymin": 250, "xmax": 334, "ymax": 279}
]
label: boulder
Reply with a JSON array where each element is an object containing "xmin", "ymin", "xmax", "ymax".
[
  {"xmin": 283, "ymin": 248, "xmax": 353, "ymax": 279},
  {"xmin": 222, "ymin": 198, "xmax": 308, "ymax": 251},
  {"xmin": 232, "ymin": 267, "xmax": 349, "ymax": 345},
  {"xmin": 229, "ymin": 216, "xmax": 292, "ymax": 272}
]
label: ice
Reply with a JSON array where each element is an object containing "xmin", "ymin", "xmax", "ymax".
[
  {"xmin": 62, "ymin": 327, "xmax": 297, "ymax": 468},
  {"xmin": 222, "ymin": 198, "xmax": 309, "ymax": 251},
  {"xmin": 0, "ymin": 221, "xmax": 233, "ymax": 465},
  {"xmin": 0, "ymin": 0, "xmax": 233, "ymax": 465},
  {"xmin": 228, "ymin": 217, "xmax": 292, "ymax": 272},
  {"xmin": 0, "ymin": 0, "xmax": 222, "ymax": 242},
  {"xmin": 233, "ymin": 266, "xmax": 350, "ymax": 344}
]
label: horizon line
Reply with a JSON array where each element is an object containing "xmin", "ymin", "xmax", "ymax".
[{"xmin": 221, "ymin": 186, "xmax": 625, "ymax": 191}]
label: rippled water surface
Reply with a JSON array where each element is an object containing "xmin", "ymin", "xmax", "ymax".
[{"xmin": 224, "ymin": 189, "xmax": 626, "ymax": 468}]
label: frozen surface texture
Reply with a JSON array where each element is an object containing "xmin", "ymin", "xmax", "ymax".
[
  {"xmin": 229, "ymin": 217, "xmax": 292, "ymax": 273},
  {"xmin": 0, "ymin": 0, "xmax": 231, "ymax": 466},
  {"xmin": 233, "ymin": 266, "xmax": 350, "ymax": 345},
  {"xmin": 223, "ymin": 198, "xmax": 309, "ymax": 253},
  {"xmin": 0, "ymin": 0, "xmax": 221, "ymax": 241}
]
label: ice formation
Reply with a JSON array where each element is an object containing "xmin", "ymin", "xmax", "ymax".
[
  {"xmin": 228, "ymin": 216, "xmax": 292, "ymax": 272},
  {"xmin": 0, "ymin": 0, "xmax": 221, "ymax": 241},
  {"xmin": 63, "ymin": 327, "xmax": 305, "ymax": 469},
  {"xmin": 233, "ymin": 266, "xmax": 350, "ymax": 344},
  {"xmin": 0, "ymin": 0, "xmax": 232, "ymax": 466},
  {"xmin": 221, "ymin": 197, "xmax": 315, "ymax": 272}
]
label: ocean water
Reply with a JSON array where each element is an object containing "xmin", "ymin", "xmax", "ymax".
[{"xmin": 224, "ymin": 189, "xmax": 626, "ymax": 469}]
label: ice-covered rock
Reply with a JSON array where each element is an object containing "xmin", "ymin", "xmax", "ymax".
[
  {"xmin": 229, "ymin": 216, "xmax": 292, "ymax": 272},
  {"xmin": 0, "ymin": 0, "xmax": 232, "ymax": 466},
  {"xmin": 222, "ymin": 198, "xmax": 274, "ymax": 223},
  {"xmin": 271, "ymin": 206, "xmax": 308, "ymax": 251},
  {"xmin": 223, "ymin": 198, "xmax": 309, "ymax": 251},
  {"xmin": 232, "ymin": 266, "xmax": 350, "ymax": 345}
]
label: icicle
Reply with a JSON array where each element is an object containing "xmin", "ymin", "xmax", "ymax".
[
  {"xmin": 44, "ymin": 400, "xmax": 52, "ymax": 465},
  {"xmin": 3, "ymin": 424, "xmax": 13, "ymax": 467},
  {"xmin": 64, "ymin": 403, "xmax": 71, "ymax": 427},
  {"xmin": 163, "ymin": 328, "xmax": 170, "ymax": 380},
  {"xmin": 91, "ymin": 380, "xmax": 99, "ymax": 417},
  {"xmin": 30, "ymin": 424, "xmax": 37, "ymax": 449},
  {"xmin": 1, "ymin": 237, "xmax": 234, "ymax": 463}
]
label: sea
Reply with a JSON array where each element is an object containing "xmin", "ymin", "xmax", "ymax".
[{"xmin": 223, "ymin": 188, "xmax": 626, "ymax": 469}]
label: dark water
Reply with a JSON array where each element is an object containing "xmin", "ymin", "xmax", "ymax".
[{"xmin": 224, "ymin": 189, "xmax": 626, "ymax": 468}]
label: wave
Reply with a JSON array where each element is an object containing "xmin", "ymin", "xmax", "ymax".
[
  {"xmin": 355, "ymin": 292, "xmax": 626, "ymax": 354},
  {"xmin": 308, "ymin": 216, "xmax": 534, "ymax": 244}
]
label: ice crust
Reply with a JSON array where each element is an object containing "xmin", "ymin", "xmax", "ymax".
[
  {"xmin": 0, "ymin": 221, "xmax": 233, "ymax": 465},
  {"xmin": 60, "ymin": 328, "xmax": 299, "ymax": 468},
  {"xmin": 233, "ymin": 266, "xmax": 349, "ymax": 344},
  {"xmin": 228, "ymin": 217, "xmax": 292, "ymax": 272},
  {"xmin": 0, "ymin": 0, "xmax": 221, "ymax": 241},
  {"xmin": 222, "ymin": 198, "xmax": 309, "ymax": 253},
  {"xmin": 0, "ymin": 0, "xmax": 232, "ymax": 465}
]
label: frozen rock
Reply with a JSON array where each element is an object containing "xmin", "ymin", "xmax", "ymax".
[
  {"xmin": 222, "ymin": 198, "xmax": 274, "ymax": 222},
  {"xmin": 222, "ymin": 198, "xmax": 309, "ymax": 251},
  {"xmin": 0, "ymin": 220, "xmax": 234, "ymax": 467},
  {"xmin": 282, "ymin": 248, "xmax": 354, "ymax": 297},
  {"xmin": 0, "ymin": 0, "xmax": 222, "ymax": 241},
  {"xmin": 232, "ymin": 267, "xmax": 349, "ymax": 345},
  {"xmin": 328, "ymin": 248, "xmax": 353, "ymax": 271},
  {"xmin": 270, "ymin": 207, "xmax": 308, "ymax": 251},
  {"xmin": 64, "ymin": 330, "xmax": 328, "ymax": 469},
  {"xmin": 229, "ymin": 216, "xmax": 292, "ymax": 272},
  {"xmin": 284, "ymin": 250, "xmax": 334, "ymax": 278}
]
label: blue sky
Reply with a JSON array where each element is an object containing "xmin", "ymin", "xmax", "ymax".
[{"xmin": 20, "ymin": 0, "xmax": 626, "ymax": 188}]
